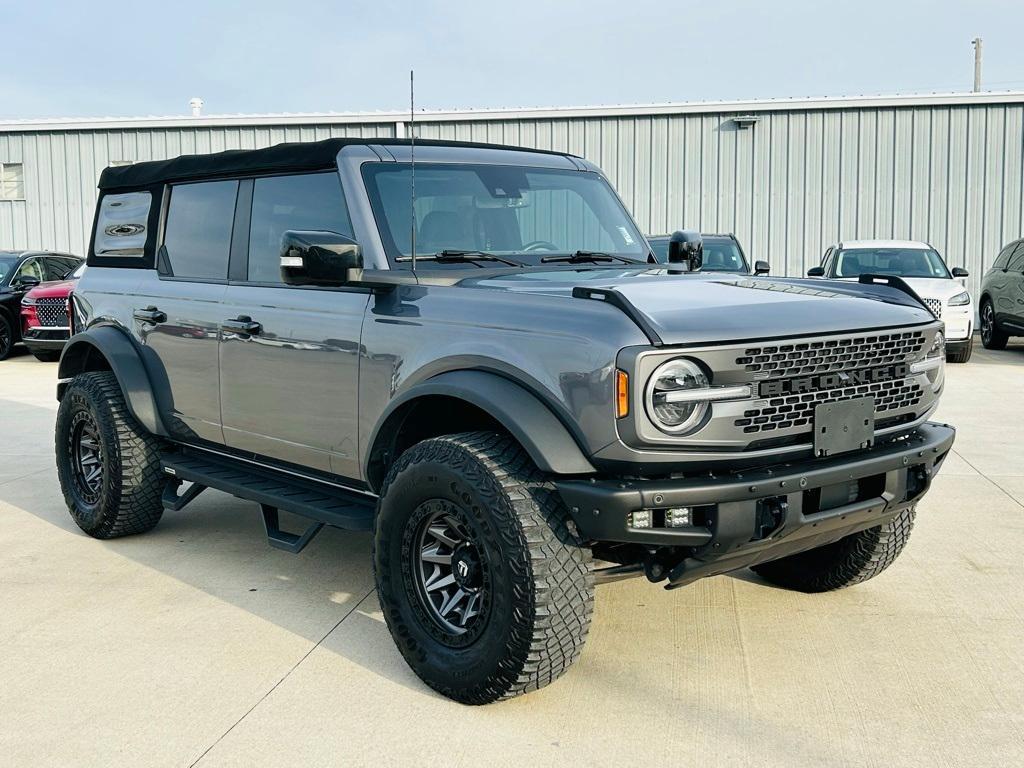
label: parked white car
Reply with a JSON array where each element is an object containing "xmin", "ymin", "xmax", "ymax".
[{"xmin": 808, "ymin": 240, "xmax": 974, "ymax": 362}]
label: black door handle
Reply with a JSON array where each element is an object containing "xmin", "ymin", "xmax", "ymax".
[
  {"xmin": 222, "ymin": 316, "xmax": 262, "ymax": 336},
  {"xmin": 134, "ymin": 306, "xmax": 167, "ymax": 324}
]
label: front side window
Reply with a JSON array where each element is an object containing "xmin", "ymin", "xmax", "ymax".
[
  {"xmin": 0, "ymin": 255, "xmax": 18, "ymax": 283},
  {"xmin": 162, "ymin": 181, "xmax": 238, "ymax": 280},
  {"xmin": 1007, "ymin": 243, "xmax": 1024, "ymax": 273},
  {"xmin": 0, "ymin": 163, "xmax": 25, "ymax": 200},
  {"xmin": 14, "ymin": 258, "xmax": 43, "ymax": 281},
  {"xmin": 992, "ymin": 242, "xmax": 1017, "ymax": 270},
  {"xmin": 835, "ymin": 248, "xmax": 951, "ymax": 279},
  {"xmin": 247, "ymin": 172, "xmax": 353, "ymax": 283},
  {"xmin": 363, "ymin": 163, "xmax": 646, "ymax": 268},
  {"xmin": 647, "ymin": 237, "xmax": 669, "ymax": 262}
]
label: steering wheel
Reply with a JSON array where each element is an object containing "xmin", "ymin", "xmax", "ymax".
[{"xmin": 522, "ymin": 240, "xmax": 560, "ymax": 252}]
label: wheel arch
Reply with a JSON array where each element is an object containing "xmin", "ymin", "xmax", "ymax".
[
  {"xmin": 57, "ymin": 326, "xmax": 168, "ymax": 437},
  {"xmin": 364, "ymin": 370, "xmax": 597, "ymax": 492}
]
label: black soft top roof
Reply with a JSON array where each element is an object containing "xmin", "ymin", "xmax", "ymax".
[{"xmin": 98, "ymin": 137, "xmax": 572, "ymax": 191}]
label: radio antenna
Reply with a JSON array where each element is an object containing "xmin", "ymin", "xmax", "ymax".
[{"xmin": 409, "ymin": 69, "xmax": 416, "ymax": 271}]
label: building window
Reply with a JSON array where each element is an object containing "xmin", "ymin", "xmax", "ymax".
[{"xmin": 1, "ymin": 163, "xmax": 25, "ymax": 200}]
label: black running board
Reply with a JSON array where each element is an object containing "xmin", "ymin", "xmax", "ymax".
[{"xmin": 160, "ymin": 449, "xmax": 375, "ymax": 552}]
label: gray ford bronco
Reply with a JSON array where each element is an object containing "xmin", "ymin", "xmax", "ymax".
[{"xmin": 56, "ymin": 138, "xmax": 954, "ymax": 704}]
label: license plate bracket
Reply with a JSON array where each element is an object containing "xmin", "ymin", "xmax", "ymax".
[{"xmin": 813, "ymin": 397, "xmax": 875, "ymax": 458}]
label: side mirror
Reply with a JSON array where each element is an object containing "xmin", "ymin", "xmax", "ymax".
[
  {"xmin": 667, "ymin": 230, "xmax": 703, "ymax": 272},
  {"xmin": 12, "ymin": 275, "xmax": 41, "ymax": 291},
  {"xmin": 754, "ymin": 260, "xmax": 770, "ymax": 276},
  {"xmin": 806, "ymin": 266, "xmax": 825, "ymax": 277},
  {"xmin": 280, "ymin": 230, "xmax": 362, "ymax": 287},
  {"xmin": 951, "ymin": 267, "xmax": 969, "ymax": 278}
]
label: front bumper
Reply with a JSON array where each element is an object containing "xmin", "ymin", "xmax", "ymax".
[
  {"xmin": 941, "ymin": 305, "xmax": 973, "ymax": 341},
  {"xmin": 22, "ymin": 327, "xmax": 70, "ymax": 351},
  {"xmin": 556, "ymin": 422, "xmax": 955, "ymax": 587}
]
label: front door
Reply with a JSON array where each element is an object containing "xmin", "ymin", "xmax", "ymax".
[{"xmin": 218, "ymin": 171, "xmax": 367, "ymax": 480}]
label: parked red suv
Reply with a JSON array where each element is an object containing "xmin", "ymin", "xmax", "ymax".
[{"xmin": 21, "ymin": 262, "xmax": 84, "ymax": 361}]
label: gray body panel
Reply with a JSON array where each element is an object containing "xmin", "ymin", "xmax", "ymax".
[{"xmin": 219, "ymin": 284, "xmax": 369, "ymax": 477}]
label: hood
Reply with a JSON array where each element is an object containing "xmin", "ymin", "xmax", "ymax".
[
  {"xmin": 25, "ymin": 278, "xmax": 76, "ymax": 299},
  {"xmin": 468, "ymin": 268, "xmax": 936, "ymax": 345}
]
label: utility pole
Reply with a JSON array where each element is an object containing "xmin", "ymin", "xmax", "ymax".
[{"xmin": 972, "ymin": 37, "xmax": 983, "ymax": 92}]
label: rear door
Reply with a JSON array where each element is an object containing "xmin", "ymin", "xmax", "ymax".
[
  {"xmin": 219, "ymin": 171, "xmax": 368, "ymax": 479},
  {"xmin": 132, "ymin": 179, "xmax": 238, "ymax": 444}
]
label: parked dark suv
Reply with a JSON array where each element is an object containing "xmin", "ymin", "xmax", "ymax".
[
  {"xmin": 979, "ymin": 237, "xmax": 1024, "ymax": 349},
  {"xmin": 0, "ymin": 250, "xmax": 82, "ymax": 359},
  {"xmin": 647, "ymin": 232, "xmax": 769, "ymax": 275},
  {"xmin": 56, "ymin": 139, "xmax": 954, "ymax": 704}
]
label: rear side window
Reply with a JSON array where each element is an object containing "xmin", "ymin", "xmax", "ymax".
[
  {"xmin": 94, "ymin": 192, "xmax": 152, "ymax": 257},
  {"xmin": 162, "ymin": 181, "xmax": 238, "ymax": 280},
  {"xmin": 246, "ymin": 173, "xmax": 352, "ymax": 283}
]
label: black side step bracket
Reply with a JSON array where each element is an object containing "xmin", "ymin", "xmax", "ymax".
[
  {"xmin": 261, "ymin": 504, "xmax": 324, "ymax": 554},
  {"xmin": 160, "ymin": 449, "xmax": 376, "ymax": 550},
  {"xmin": 162, "ymin": 479, "xmax": 207, "ymax": 511}
]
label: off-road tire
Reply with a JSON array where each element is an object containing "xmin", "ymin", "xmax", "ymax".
[
  {"xmin": 0, "ymin": 314, "xmax": 13, "ymax": 360},
  {"xmin": 980, "ymin": 299, "xmax": 1009, "ymax": 350},
  {"xmin": 56, "ymin": 371, "xmax": 165, "ymax": 538},
  {"xmin": 31, "ymin": 350, "xmax": 61, "ymax": 362},
  {"xmin": 946, "ymin": 336, "xmax": 973, "ymax": 363},
  {"xmin": 373, "ymin": 431, "xmax": 594, "ymax": 704},
  {"xmin": 751, "ymin": 507, "xmax": 916, "ymax": 593}
]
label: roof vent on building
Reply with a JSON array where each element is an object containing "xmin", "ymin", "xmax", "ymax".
[{"xmin": 189, "ymin": 97, "xmax": 204, "ymax": 117}]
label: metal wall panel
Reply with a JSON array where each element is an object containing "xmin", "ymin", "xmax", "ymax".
[
  {"xmin": 1, "ymin": 100, "xmax": 1023, "ymax": 304},
  {"xmin": 419, "ymin": 103, "xmax": 1024, "ymax": 302},
  {"xmin": 0, "ymin": 122, "xmax": 396, "ymax": 255}
]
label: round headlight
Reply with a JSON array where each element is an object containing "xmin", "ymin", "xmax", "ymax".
[{"xmin": 645, "ymin": 358, "xmax": 710, "ymax": 434}]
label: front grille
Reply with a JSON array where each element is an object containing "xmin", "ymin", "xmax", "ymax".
[
  {"xmin": 736, "ymin": 330, "xmax": 926, "ymax": 378},
  {"xmin": 923, "ymin": 298, "xmax": 943, "ymax": 318},
  {"xmin": 735, "ymin": 378, "xmax": 923, "ymax": 434},
  {"xmin": 35, "ymin": 297, "xmax": 69, "ymax": 328}
]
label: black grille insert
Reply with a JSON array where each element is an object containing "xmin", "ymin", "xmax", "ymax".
[
  {"xmin": 736, "ymin": 331, "xmax": 927, "ymax": 377},
  {"xmin": 735, "ymin": 379, "xmax": 923, "ymax": 434}
]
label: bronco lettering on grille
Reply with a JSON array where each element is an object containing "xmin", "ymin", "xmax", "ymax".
[{"xmin": 758, "ymin": 363, "xmax": 910, "ymax": 398}]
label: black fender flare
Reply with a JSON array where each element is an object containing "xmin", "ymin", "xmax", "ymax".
[
  {"xmin": 57, "ymin": 326, "xmax": 168, "ymax": 436},
  {"xmin": 366, "ymin": 369, "xmax": 597, "ymax": 484}
]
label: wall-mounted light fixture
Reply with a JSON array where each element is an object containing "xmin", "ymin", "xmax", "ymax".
[{"xmin": 732, "ymin": 115, "xmax": 759, "ymax": 129}]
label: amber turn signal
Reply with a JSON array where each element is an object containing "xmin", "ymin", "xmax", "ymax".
[{"xmin": 615, "ymin": 369, "xmax": 629, "ymax": 418}]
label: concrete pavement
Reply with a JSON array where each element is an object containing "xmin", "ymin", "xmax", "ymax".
[{"xmin": 1, "ymin": 342, "xmax": 1022, "ymax": 767}]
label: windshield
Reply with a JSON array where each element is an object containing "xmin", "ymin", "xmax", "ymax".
[
  {"xmin": 0, "ymin": 255, "xmax": 17, "ymax": 283},
  {"xmin": 835, "ymin": 247, "xmax": 950, "ymax": 279},
  {"xmin": 647, "ymin": 236, "xmax": 749, "ymax": 273},
  {"xmin": 363, "ymin": 163, "xmax": 647, "ymax": 268},
  {"xmin": 68, "ymin": 262, "xmax": 86, "ymax": 279}
]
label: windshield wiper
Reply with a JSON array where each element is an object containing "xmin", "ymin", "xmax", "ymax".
[
  {"xmin": 540, "ymin": 250, "xmax": 644, "ymax": 265},
  {"xmin": 395, "ymin": 250, "xmax": 524, "ymax": 267}
]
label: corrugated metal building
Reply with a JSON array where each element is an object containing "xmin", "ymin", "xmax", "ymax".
[{"xmin": 1, "ymin": 91, "xmax": 1023, "ymax": 300}]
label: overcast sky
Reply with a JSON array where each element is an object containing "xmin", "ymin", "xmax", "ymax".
[{"xmin": 3, "ymin": 0, "xmax": 1023, "ymax": 119}]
